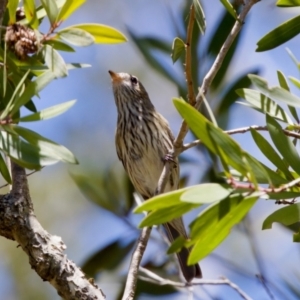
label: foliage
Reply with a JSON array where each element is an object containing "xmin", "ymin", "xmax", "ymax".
[{"xmin": 0, "ymin": 0, "xmax": 126, "ymax": 179}]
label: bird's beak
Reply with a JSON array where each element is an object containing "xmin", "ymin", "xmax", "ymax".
[{"xmin": 108, "ymin": 70, "xmax": 122, "ymax": 84}]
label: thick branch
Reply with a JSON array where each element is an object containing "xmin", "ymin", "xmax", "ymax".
[{"xmin": 0, "ymin": 161, "xmax": 105, "ymax": 300}]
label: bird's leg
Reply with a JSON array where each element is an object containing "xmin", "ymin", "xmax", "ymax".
[{"xmin": 163, "ymin": 152, "xmax": 176, "ymax": 166}]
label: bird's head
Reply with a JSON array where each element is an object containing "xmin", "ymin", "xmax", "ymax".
[{"xmin": 108, "ymin": 70, "xmax": 152, "ymax": 110}]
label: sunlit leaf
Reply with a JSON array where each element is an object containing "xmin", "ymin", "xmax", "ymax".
[
  {"xmin": 193, "ymin": 0, "xmax": 206, "ymax": 34},
  {"xmin": 256, "ymin": 15, "xmax": 300, "ymax": 52},
  {"xmin": 181, "ymin": 183, "xmax": 232, "ymax": 203},
  {"xmin": 219, "ymin": 0, "xmax": 238, "ymax": 20},
  {"xmin": 236, "ymin": 88, "xmax": 293, "ymax": 124},
  {"xmin": 72, "ymin": 24, "xmax": 127, "ymax": 44},
  {"xmin": 171, "ymin": 37, "xmax": 185, "ymax": 64},
  {"xmin": 188, "ymin": 195, "xmax": 257, "ymax": 263},
  {"xmin": 57, "ymin": 0, "xmax": 86, "ymax": 22},
  {"xmin": 24, "ymin": 0, "xmax": 39, "ymax": 29},
  {"xmin": 16, "ymin": 100, "xmax": 76, "ymax": 122},
  {"xmin": 276, "ymin": 0, "xmax": 300, "ymax": 7},
  {"xmin": 40, "ymin": 0, "xmax": 58, "ymax": 25},
  {"xmin": 249, "ymin": 74, "xmax": 300, "ymax": 108},
  {"xmin": 43, "ymin": 44, "xmax": 68, "ymax": 77},
  {"xmin": 7, "ymin": 0, "xmax": 18, "ymax": 24},
  {"xmin": 58, "ymin": 28, "xmax": 95, "ymax": 46}
]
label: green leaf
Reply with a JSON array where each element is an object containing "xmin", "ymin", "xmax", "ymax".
[
  {"xmin": 219, "ymin": 0, "xmax": 238, "ymax": 20},
  {"xmin": 44, "ymin": 39, "xmax": 75, "ymax": 52},
  {"xmin": 0, "ymin": 152, "xmax": 11, "ymax": 183},
  {"xmin": 10, "ymin": 125, "xmax": 78, "ymax": 164},
  {"xmin": 40, "ymin": 0, "xmax": 58, "ymax": 25},
  {"xmin": 277, "ymin": 70, "xmax": 299, "ymax": 123},
  {"xmin": 24, "ymin": 0, "xmax": 39, "ymax": 29},
  {"xmin": 286, "ymin": 48, "xmax": 300, "ymax": 69},
  {"xmin": 10, "ymin": 71, "xmax": 56, "ymax": 117},
  {"xmin": 58, "ymin": 28, "xmax": 95, "ymax": 46},
  {"xmin": 81, "ymin": 238, "xmax": 135, "ymax": 277},
  {"xmin": 16, "ymin": 100, "xmax": 76, "ymax": 122},
  {"xmin": 256, "ymin": 15, "xmax": 300, "ymax": 52},
  {"xmin": 236, "ymin": 88, "xmax": 293, "ymax": 124},
  {"xmin": 174, "ymin": 97, "xmax": 288, "ymax": 186},
  {"xmin": 66, "ymin": 63, "xmax": 91, "ymax": 70},
  {"xmin": 193, "ymin": 0, "xmax": 206, "ymax": 34},
  {"xmin": 249, "ymin": 74, "xmax": 300, "ymax": 108},
  {"xmin": 43, "ymin": 44, "xmax": 68, "ymax": 77},
  {"xmin": 181, "ymin": 183, "xmax": 232, "ymax": 204},
  {"xmin": 167, "ymin": 236, "xmax": 186, "ymax": 254},
  {"xmin": 267, "ymin": 114, "xmax": 300, "ymax": 175},
  {"xmin": 57, "ymin": 0, "xmax": 86, "ymax": 22},
  {"xmin": 139, "ymin": 203, "xmax": 198, "ymax": 228},
  {"xmin": 0, "ymin": 69, "xmax": 31, "ymax": 120},
  {"xmin": 276, "ymin": 0, "xmax": 300, "ymax": 7},
  {"xmin": 188, "ymin": 195, "xmax": 257, "ymax": 263},
  {"xmin": 134, "ymin": 188, "xmax": 190, "ymax": 213},
  {"xmin": 265, "ymin": 191, "xmax": 300, "ymax": 200},
  {"xmin": 171, "ymin": 37, "xmax": 185, "ymax": 64},
  {"xmin": 250, "ymin": 128, "xmax": 292, "ymax": 180},
  {"xmin": 7, "ymin": 0, "xmax": 18, "ymax": 24},
  {"xmin": 71, "ymin": 24, "xmax": 127, "ymax": 44},
  {"xmin": 289, "ymin": 76, "xmax": 300, "ymax": 88},
  {"xmin": 262, "ymin": 203, "xmax": 300, "ymax": 241},
  {"xmin": 0, "ymin": 130, "xmax": 57, "ymax": 169}
]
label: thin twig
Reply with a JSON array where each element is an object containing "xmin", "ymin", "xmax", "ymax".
[
  {"xmin": 243, "ymin": 216, "xmax": 276, "ymax": 300},
  {"xmin": 122, "ymin": 226, "xmax": 152, "ymax": 300},
  {"xmin": 139, "ymin": 267, "xmax": 253, "ymax": 300}
]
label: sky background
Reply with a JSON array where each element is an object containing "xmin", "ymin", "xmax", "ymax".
[{"xmin": 1, "ymin": 0, "xmax": 300, "ymax": 299}]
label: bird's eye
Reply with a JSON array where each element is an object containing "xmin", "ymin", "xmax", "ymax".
[{"xmin": 130, "ymin": 76, "xmax": 138, "ymax": 85}]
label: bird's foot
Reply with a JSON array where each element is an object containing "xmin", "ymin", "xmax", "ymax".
[{"xmin": 163, "ymin": 153, "xmax": 176, "ymax": 166}]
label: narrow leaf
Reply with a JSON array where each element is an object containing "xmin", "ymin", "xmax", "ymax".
[
  {"xmin": 193, "ymin": 0, "xmax": 206, "ymax": 34},
  {"xmin": 256, "ymin": 15, "xmax": 300, "ymax": 52},
  {"xmin": 72, "ymin": 24, "xmax": 127, "ymax": 44},
  {"xmin": 188, "ymin": 195, "xmax": 257, "ymax": 263},
  {"xmin": 267, "ymin": 114, "xmax": 300, "ymax": 175},
  {"xmin": 16, "ymin": 100, "xmax": 76, "ymax": 122},
  {"xmin": 24, "ymin": 0, "xmax": 39, "ymax": 29},
  {"xmin": 236, "ymin": 88, "xmax": 293, "ymax": 124},
  {"xmin": 7, "ymin": 0, "xmax": 18, "ymax": 24},
  {"xmin": 43, "ymin": 44, "xmax": 68, "ymax": 77},
  {"xmin": 40, "ymin": 0, "xmax": 58, "ymax": 25},
  {"xmin": 0, "ymin": 152, "xmax": 11, "ymax": 183},
  {"xmin": 219, "ymin": 0, "xmax": 238, "ymax": 20},
  {"xmin": 276, "ymin": 0, "xmax": 300, "ymax": 7},
  {"xmin": 249, "ymin": 74, "xmax": 300, "ymax": 108},
  {"xmin": 57, "ymin": 0, "xmax": 86, "ymax": 22},
  {"xmin": 44, "ymin": 39, "xmax": 75, "ymax": 52},
  {"xmin": 171, "ymin": 37, "xmax": 185, "ymax": 64}
]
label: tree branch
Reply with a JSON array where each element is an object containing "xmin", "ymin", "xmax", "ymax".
[{"xmin": 0, "ymin": 161, "xmax": 105, "ymax": 300}]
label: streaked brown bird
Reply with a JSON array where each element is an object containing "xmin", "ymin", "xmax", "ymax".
[{"xmin": 109, "ymin": 70, "xmax": 202, "ymax": 282}]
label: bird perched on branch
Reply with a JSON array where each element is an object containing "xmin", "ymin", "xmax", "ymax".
[{"xmin": 109, "ymin": 70, "xmax": 202, "ymax": 282}]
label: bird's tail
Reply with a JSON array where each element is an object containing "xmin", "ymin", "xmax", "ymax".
[{"xmin": 164, "ymin": 220, "xmax": 202, "ymax": 282}]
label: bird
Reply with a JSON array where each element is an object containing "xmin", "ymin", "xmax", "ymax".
[{"xmin": 108, "ymin": 70, "xmax": 202, "ymax": 282}]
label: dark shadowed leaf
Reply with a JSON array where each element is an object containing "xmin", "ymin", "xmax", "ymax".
[
  {"xmin": 249, "ymin": 74, "xmax": 300, "ymax": 108},
  {"xmin": 0, "ymin": 152, "xmax": 12, "ymax": 183},
  {"xmin": 256, "ymin": 15, "xmax": 300, "ymax": 52},
  {"xmin": 81, "ymin": 238, "xmax": 136, "ymax": 277}
]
